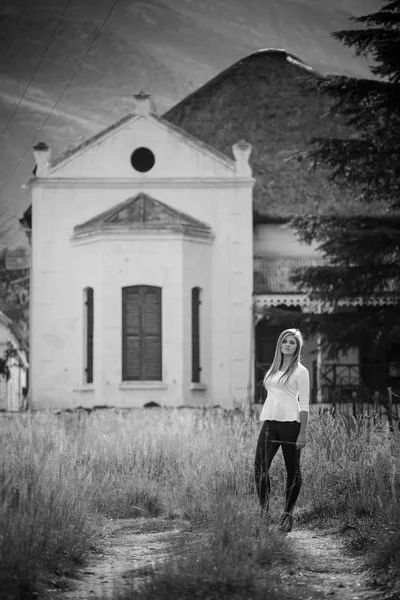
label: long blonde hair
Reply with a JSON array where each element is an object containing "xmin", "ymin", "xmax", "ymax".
[{"xmin": 263, "ymin": 328, "xmax": 304, "ymax": 387}]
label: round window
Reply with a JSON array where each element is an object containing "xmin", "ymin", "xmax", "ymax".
[{"xmin": 130, "ymin": 147, "xmax": 155, "ymax": 172}]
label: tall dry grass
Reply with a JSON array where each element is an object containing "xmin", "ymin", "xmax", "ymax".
[
  {"xmin": 0, "ymin": 414, "xmax": 98, "ymax": 599},
  {"xmin": 0, "ymin": 407, "xmax": 399, "ymax": 599},
  {"xmin": 302, "ymin": 412, "xmax": 400, "ymax": 599}
]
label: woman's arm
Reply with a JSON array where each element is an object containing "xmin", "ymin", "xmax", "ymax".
[
  {"xmin": 299, "ymin": 410, "xmax": 309, "ymax": 434},
  {"xmin": 296, "ymin": 367, "xmax": 310, "ymax": 449}
]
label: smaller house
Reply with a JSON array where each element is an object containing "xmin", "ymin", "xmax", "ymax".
[{"xmin": 0, "ymin": 311, "xmax": 29, "ymax": 411}]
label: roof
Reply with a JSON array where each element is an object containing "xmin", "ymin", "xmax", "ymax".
[
  {"xmin": 162, "ymin": 49, "xmax": 360, "ymax": 220},
  {"xmin": 73, "ymin": 192, "xmax": 213, "ymax": 239},
  {"xmin": 22, "ymin": 48, "xmax": 390, "ymax": 233},
  {"xmin": 253, "ymin": 256, "xmax": 325, "ymax": 294}
]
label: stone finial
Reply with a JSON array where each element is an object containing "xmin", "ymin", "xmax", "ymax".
[
  {"xmin": 232, "ymin": 140, "xmax": 252, "ymax": 176},
  {"xmin": 134, "ymin": 91, "xmax": 155, "ymax": 116},
  {"xmin": 33, "ymin": 142, "xmax": 51, "ymax": 177}
]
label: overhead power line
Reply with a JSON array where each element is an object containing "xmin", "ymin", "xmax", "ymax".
[
  {"xmin": 0, "ymin": 0, "xmax": 74, "ymax": 143},
  {"xmin": 0, "ymin": 0, "xmax": 119, "ymax": 199}
]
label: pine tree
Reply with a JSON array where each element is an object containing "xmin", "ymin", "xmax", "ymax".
[
  {"xmin": 290, "ymin": 214, "xmax": 400, "ymax": 360},
  {"xmin": 290, "ymin": 0, "xmax": 400, "ymax": 364},
  {"xmin": 307, "ymin": 0, "xmax": 400, "ymax": 207}
]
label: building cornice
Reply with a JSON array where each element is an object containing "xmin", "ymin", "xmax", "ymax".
[
  {"xmin": 28, "ymin": 177, "xmax": 255, "ymax": 189},
  {"xmin": 71, "ymin": 229, "xmax": 214, "ymax": 246}
]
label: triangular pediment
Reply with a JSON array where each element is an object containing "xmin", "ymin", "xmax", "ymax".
[
  {"xmin": 73, "ymin": 193, "xmax": 213, "ymax": 239},
  {"xmin": 45, "ymin": 112, "xmax": 235, "ymax": 179}
]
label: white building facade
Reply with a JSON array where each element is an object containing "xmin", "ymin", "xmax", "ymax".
[{"xmin": 28, "ymin": 94, "xmax": 254, "ymax": 410}]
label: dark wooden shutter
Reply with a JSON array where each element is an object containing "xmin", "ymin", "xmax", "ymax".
[
  {"xmin": 142, "ymin": 287, "xmax": 162, "ymax": 380},
  {"xmin": 122, "ymin": 286, "xmax": 162, "ymax": 381},
  {"xmin": 192, "ymin": 287, "xmax": 201, "ymax": 383},
  {"xmin": 85, "ymin": 288, "xmax": 94, "ymax": 383},
  {"xmin": 122, "ymin": 286, "xmax": 141, "ymax": 380}
]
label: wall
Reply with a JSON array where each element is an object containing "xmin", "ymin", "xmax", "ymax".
[
  {"xmin": 253, "ymin": 223, "xmax": 321, "ymax": 257},
  {"xmin": 29, "ymin": 115, "xmax": 254, "ymax": 409},
  {"xmin": 31, "ymin": 232, "xmax": 193, "ymax": 409},
  {"xmin": 182, "ymin": 239, "xmax": 212, "ymax": 407}
]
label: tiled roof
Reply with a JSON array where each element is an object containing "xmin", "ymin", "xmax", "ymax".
[
  {"xmin": 73, "ymin": 192, "xmax": 213, "ymax": 239},
  {"xmin": 253, "ymin": 256, "xmax": 325, "ymax": 294}
]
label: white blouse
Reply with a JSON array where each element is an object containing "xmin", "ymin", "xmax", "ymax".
[{"xmin": 259, "ymin": 363, "xmax": 310, "ymax": 423}]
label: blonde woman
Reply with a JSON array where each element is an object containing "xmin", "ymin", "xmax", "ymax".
[{"xmin": 254, "ymin": 328, "xmax": 310, "ymax": 533}]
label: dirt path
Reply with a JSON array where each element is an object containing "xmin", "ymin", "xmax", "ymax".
[
  {"xmin": 53, "ymin": 517, "xmax": 198, "ymax": 599},
  {"xmin": 53, "ymin": 519, "xmax": 384, "ymax": 600},
  {"xmin": 287, "ymin": 528, "xmax": 383, "ymax": 600}
]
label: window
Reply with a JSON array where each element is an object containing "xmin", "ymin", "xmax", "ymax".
[
  {"xmin": 84, "ymin": 287, "xmax": 94, "ymax": 383},
  {"xmin": 192, "ymin": 287, "xmax": 201, "ymax": 383},
  {"xmin": 122, "ymin": 286, "xmax": 162, "ymax": 381},
  {"xmin": 130, "ymin": 147, "xmax": 155, "ymax": 172}
]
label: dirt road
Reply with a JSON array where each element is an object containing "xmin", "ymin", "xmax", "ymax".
[
  {"xmin": 53, "ymin": 518, "xmax": 384, "ymax": 600},
  {"xmin": 288, "ymin": 528, "xmax": 383, "ymax": 600}
]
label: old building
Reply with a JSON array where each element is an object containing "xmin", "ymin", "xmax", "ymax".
[
  {"xmin": 26, "ymin": 93, "xmax": 254, "ymax": 410},
  {"xmin": 21, "ymin": 50, "xmax": 398, "ymax": 410}
]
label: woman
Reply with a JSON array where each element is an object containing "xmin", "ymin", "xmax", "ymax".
[{"xmin": 254, "ymin": 328, "xmax": 310, "ymax": 533}]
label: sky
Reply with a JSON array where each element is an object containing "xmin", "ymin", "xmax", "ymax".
[{"xmin": 0, "ymin": 0, "xmax": 381, "ymax": 249}]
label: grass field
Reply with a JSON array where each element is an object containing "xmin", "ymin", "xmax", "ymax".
[{"xmin": 0, "ymin": 407, "xmax": 399, "ymax": 599}]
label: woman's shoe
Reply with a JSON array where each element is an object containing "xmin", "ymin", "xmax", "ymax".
[{"xmin": 278, "ymin": 512, "xmax": 293, "ymax": 533}]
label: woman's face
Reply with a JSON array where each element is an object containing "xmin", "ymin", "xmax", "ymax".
[{"xmin": 281, "ymin": 334, "xmax": 297, "ymax": 357}]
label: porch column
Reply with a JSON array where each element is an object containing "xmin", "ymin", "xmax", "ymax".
[
  {"xmin": 252, "ymin": 304, "xmax": 265, "ymax": 404},
  {"xmin": 316, "ymin": 301, "xmax": 322, "ymax": 403}
]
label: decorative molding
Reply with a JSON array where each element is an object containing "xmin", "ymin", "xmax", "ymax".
[
  {"xmin": 255, "ymin": 294, "xmax": 309, "ymax": 309},
  {"xmin": 190, "ymin": 383, "xmax": 207, "ymax": 391},
  {"xmin": 73, "ymin": 385, "xmax": 95, "ymax": 393},
  {"xmin": 119, "ymin": 381, "xmax": 167, "ymax": 390},
  {"xmin": 28, "ymin": 177, "xmax": 255, "ymax": 189},
  {"xmin": 337, "ymin": 297, "xmax": 398, "ymax": 307},
  {"xmin": 254, "ymin": 293, "xmax": 398, "ymax": 311},
  {"xmin": 71, "ymin": 229, "xmax": 214, "ymax": 246}
]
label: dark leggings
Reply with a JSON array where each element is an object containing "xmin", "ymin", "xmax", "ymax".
[{"xmin": 254, "ymin": 420, "xmax": 302, "ymax": 514}]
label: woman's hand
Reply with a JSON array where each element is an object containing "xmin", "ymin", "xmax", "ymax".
[{"xmin": 296, "ymin": 432, "xmax": 307, "ymax": 450}]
